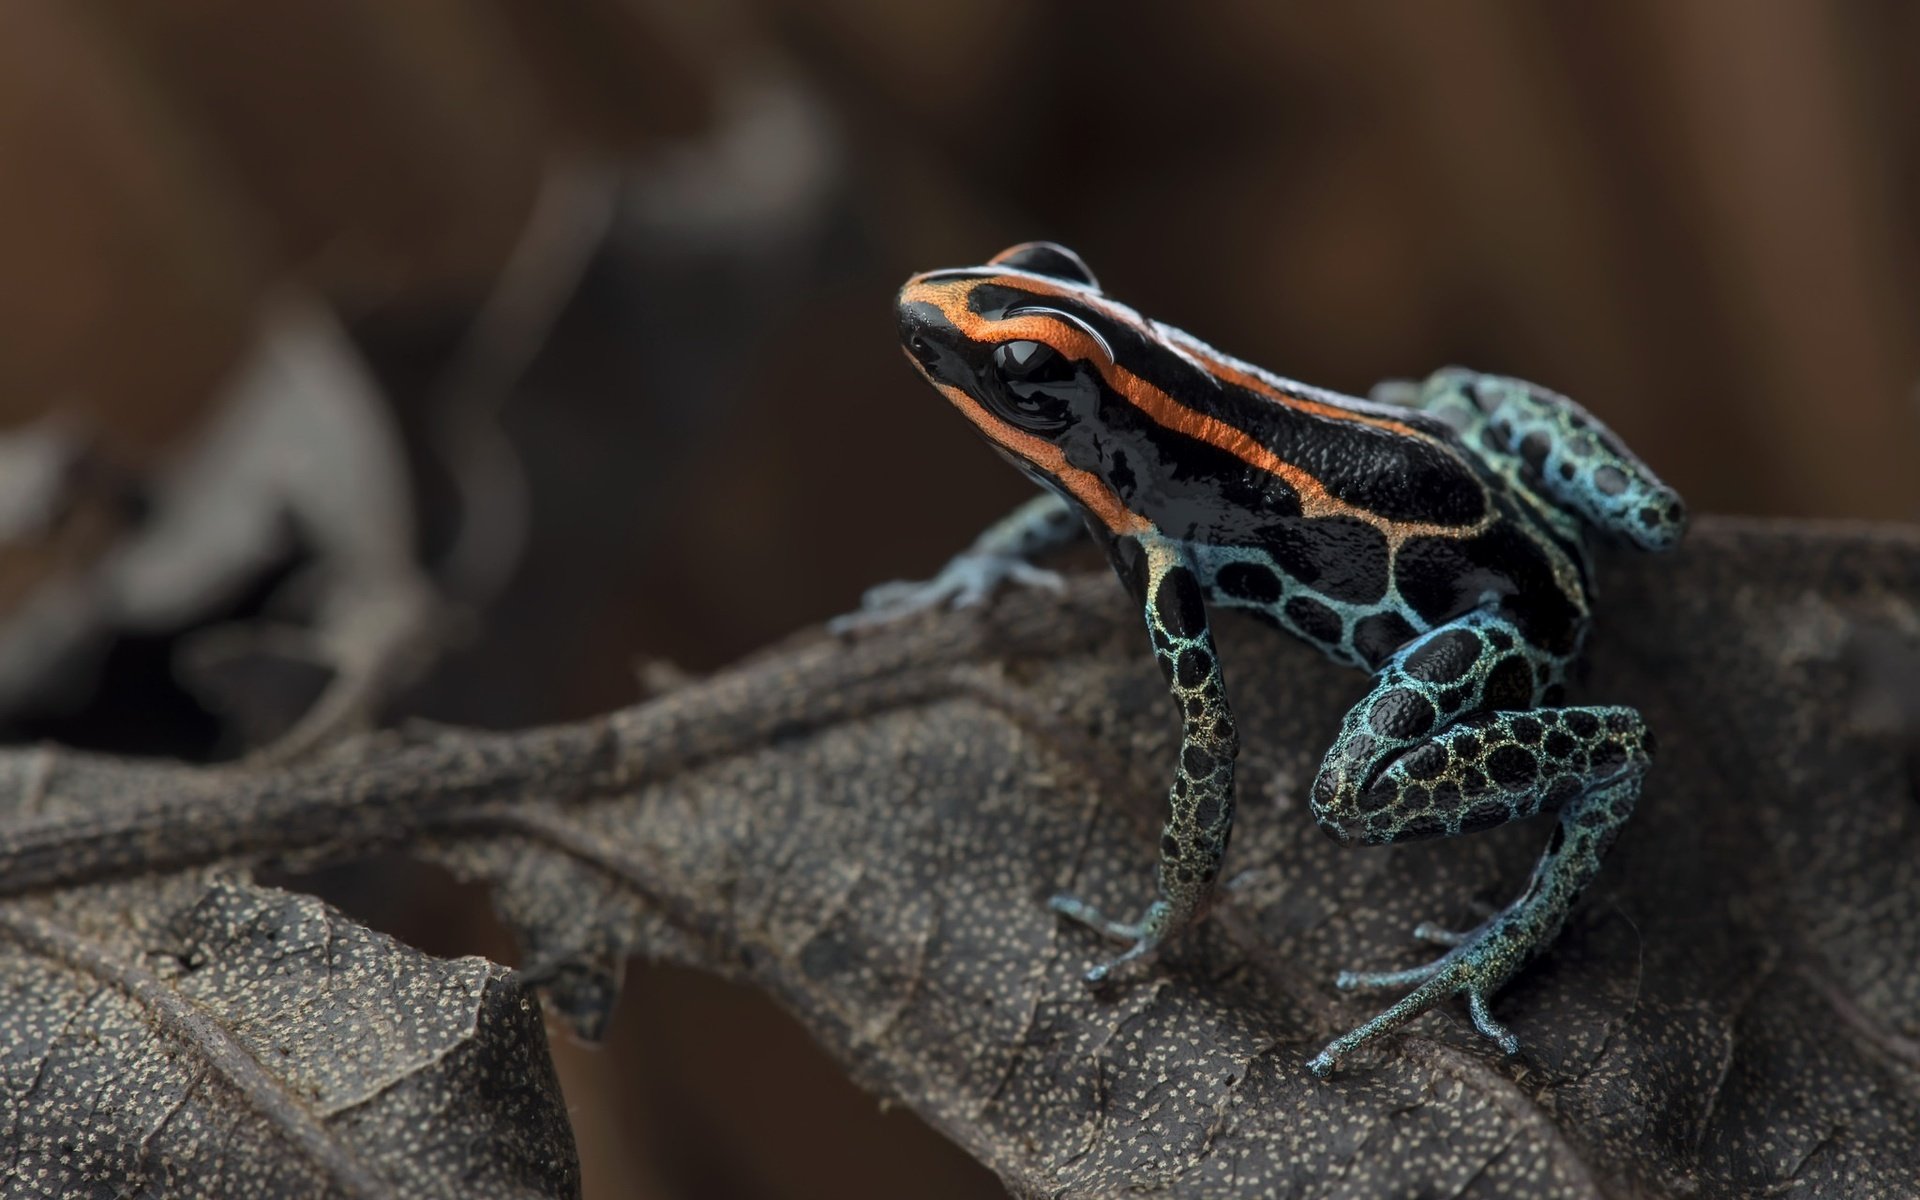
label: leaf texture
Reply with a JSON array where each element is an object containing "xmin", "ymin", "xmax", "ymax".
[
  {"xmin": 1, "ymin": 517, "xmax": 1916, "ymax": 1197},
  {"xmin": 0, "ymin": 872, "xmax": 576, "ymax": 1197}
]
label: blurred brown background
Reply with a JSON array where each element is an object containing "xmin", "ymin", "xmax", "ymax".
[{"xmin": 2, "ymin": 2, "xmax": 1917, "ymax": 1197}]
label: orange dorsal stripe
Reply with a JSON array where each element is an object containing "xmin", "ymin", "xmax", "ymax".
[{"xmin": 902, "ymin": 276, "xmax": 1487, "ymax": 542}]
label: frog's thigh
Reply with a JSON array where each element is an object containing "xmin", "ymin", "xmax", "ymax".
[
  {"xmin": 1309, "ymin": 612, "xmax": 1641, "ymax": 844},
  {"xmin": 1415, "ymin": 368, "xmax": 1684, "ymax": 549}
]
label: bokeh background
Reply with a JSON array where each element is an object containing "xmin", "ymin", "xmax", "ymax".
[{"xmin": 2, "ymin": 3, "xmax": 1917, "ymax": 1197}]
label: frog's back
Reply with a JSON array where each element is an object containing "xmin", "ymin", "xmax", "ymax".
[
  {"xmin": 1130, "ymin": 348, "xmax": 1591, "ymax": 671},
  {"xmin": 893, "ymin": 254, "xmax": 1608, "ymax": 671}
]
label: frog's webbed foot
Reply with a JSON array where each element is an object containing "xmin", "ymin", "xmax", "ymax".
[
  {"xmin": 1309, "ymin": 920, "xmax": 1526, "ymax": 1077},
  {"xmin": 828, "ymin": 552, "xmax": 1065, "ymax": 632}
]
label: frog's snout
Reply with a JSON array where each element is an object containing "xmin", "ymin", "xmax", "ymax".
[
  {"xmin": 899, "ymin": 304, "xmax": 940, "ymax": 369},
  {"xmin": 896, "ymin": 294, "xmax": 973, "ymax": 388}
]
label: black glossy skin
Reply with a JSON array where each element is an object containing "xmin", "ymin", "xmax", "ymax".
[
  {"xmin": 867, "ymin": 242, "xmax": 1685, "ymax": 1075},
  {"xmin": 899, "ymin": 274, "xmax": 1599, "ymax": 670}
]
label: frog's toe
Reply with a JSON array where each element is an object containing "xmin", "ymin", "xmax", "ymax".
[
  {"xmin": 858, "ymin": 578, "xmax": 931, "ymax": 609},
  {"xmin": 1047, "ymin": 893, "xmax": 1136, "ymax": 940},
  {"xmin": 1002, "ymin": 558, "xmax": 1067, "ymax": 592},
  {"xmin": 947, "ymin": 554, "xmax": 1063, "ymax": 608},
  {"xmin": 1335, "ymin": 962, "xmax": 1443, "ymax": 992},
  {"xmin": 1411, "ymin": 921, "xmax": 1471, "ymax": 947},
  {"xmin": 841, "ymin": 579, "xmax": 929, "ymax": 618},
  {"xmin": 1049, "ymin": 894, "xmax": 1174, "ymax": 986},
  {"xmin": 827, "ymin": 580, "xmax": 937, "ymax": 632},
  {"xmin": 947, "ymin": 570, "xmax": 997, "ymax": 609},
  {"xmin": 828, "ymin": 576, "xmax": 964, "ymax": 632},
  {"xmin": 830, "ymin": 553, "xmax": 1061, "ymax": 632},
  {"xmin": 1312, "ymin": 922, "xmax": 1533, "ymax": 1075},
  {"xmin": 1332, "ymin": 913, "xmax": 1499, "ymax": 989},
  {"xmin": 1308, "ymin": 977, "xmax": 1520, "ymax": 1078},
  {"xmin": 1468, "ymin": 990, "xmax": 1522, "ymax": 1056}
]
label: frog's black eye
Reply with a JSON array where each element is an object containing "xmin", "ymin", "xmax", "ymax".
[{"xmin": 986, "ymin": 340, "xmax": 1090, "ymax": 434}]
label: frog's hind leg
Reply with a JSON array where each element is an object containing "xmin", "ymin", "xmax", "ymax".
[
  {"xmin": 1405, "ymin": 367, "xmax": 1687, "ymax": 552},
  {"xmin": 1049, "ymin": 535, "xmax": 1238, "ymax": 984},
  {"xmin": 1303, "ymin": 610, "xmax": 1653, "ymax": 1076}
]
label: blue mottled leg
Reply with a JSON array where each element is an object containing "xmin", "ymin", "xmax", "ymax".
[
  {"xmin": 831, "ymin": 492, "xmax": 1080, "ymax": 631},
  {"xmin": 1051, "ymin": 536, "xmax": 1238, "ymax": 984},
  {"xmin": 1406, "ymin": 367, "xmax": 1687, "ymax": 552},
  {"xmin": 1303, "ymin": 611, "xmax": 1653, "ymax": 1076},
  {"xmin": 1310, "ymin": 774, "xmax": 1641, "ymax": 1074}
]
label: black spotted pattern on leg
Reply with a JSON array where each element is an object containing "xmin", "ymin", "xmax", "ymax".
[
  {"xmin": 1302, "ymin": 607, "xmax": 1659, "ymax": 1074},
  {"xmin": 1411, "ymin": 367, "xmax": 1687, "ymax": 552},
  {"xmin": 1309, "ymin": 610, "xmax": 1573, "ymax": 844},
  {"xmin": 1310, "ymin": 772, "xmax": 1644, "ymax": 1075},
  {"xmin": 1350, "ymin": 703, "xmax": 1649, "ymax": 844},
  {"xmin": 1050, "ymin": 536, "xmax": 1238, "ymax": 982}
]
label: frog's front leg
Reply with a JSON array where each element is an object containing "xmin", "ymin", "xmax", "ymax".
[
  {"xmin": 829, "ymin": 492, "xmax": 1079, "ymax": 632},
  {"xmin": 1050, "ymin": 535, "xmax": 1238, "ymax": 983},
  {"xmin": 1303, "ymin": 611, "xmax": 1653, "ymax": 1077}
]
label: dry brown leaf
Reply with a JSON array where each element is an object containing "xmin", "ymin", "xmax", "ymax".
[{"xmin": 1, "ymin": 517, "xmax": 1916, "ymax": 1197}]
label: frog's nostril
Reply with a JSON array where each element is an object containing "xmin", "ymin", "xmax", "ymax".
[{"xmin": 907, "ymin": 332, "xmax": 936, "ymax": 364}]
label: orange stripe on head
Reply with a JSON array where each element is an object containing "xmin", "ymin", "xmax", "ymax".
[
  {"xmin": 951, "ymin": 272, "xmax": 1437, "ymax": 442},
  {"xmin": 1168, "ymin": 338, "xmax": 1432, "ymax": 439},
  {"xmin": 907, "ymin": 355, "xmax": 1148, "ymax": 537},
  {"xmin": 906, "ymin": 278, "xmax": 1484, "ymax": 540}
]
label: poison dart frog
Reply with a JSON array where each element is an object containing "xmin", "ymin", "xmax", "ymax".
[{"xmin": 835, "ymin": 242, "xmax": 1685, "ymax": 1076}]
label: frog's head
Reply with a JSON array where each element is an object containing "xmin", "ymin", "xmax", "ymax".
[{"xmin": 896, "ymin": 242, "xmax": 1170, "ymax": 536}]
